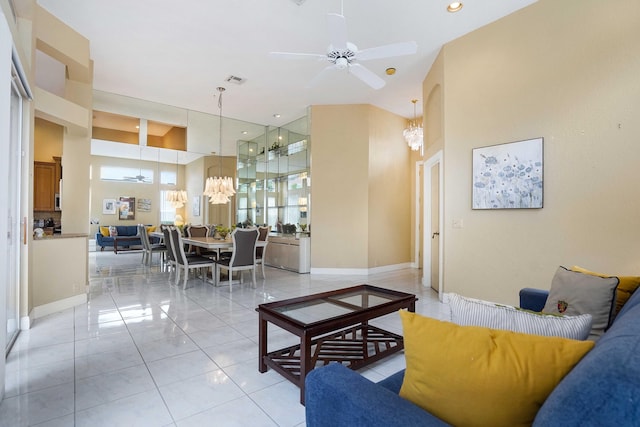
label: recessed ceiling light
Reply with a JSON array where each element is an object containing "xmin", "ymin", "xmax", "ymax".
[
  {"xmin": 241, "ymin": 131, "xmax": 248, "ymax": 135},
  {"xmin": 385, "ymin": 67, "xmax": 396, "ymax": 75},
  {"xmin": 447, "ymin": 2, "xmax": 463, "ymax": 12},
  {"xmin": 273, "ymin": 114, "xmax": 281, "ymax": 118}
]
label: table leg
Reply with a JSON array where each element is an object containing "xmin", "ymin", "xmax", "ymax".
[
  {"xmin": 113, "ymin": 240, "xmax": 119, "ymax": 254},
  {"xmin": 299, "ymin": 332, "xmax": 312, "ymax": 405},
  {"xmin": 258, "ymin": 315, "xmax": 267, "ymax": 373}
]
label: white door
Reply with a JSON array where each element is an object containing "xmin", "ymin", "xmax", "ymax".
[
  {"xmin": 422, "ymin": 151, "xmax": 443, "ymax": 296},
  {"xmin": 430, "ymin": 163, "xmax": 440, "ymax": 292},
  {"xmin": 5, "ymin": 63, "xmax": 27, "ymax": 353}
]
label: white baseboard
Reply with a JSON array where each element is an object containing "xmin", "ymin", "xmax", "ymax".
[
  {"xmin": 31, "ymin": 293, "xmax": 87, "ymax": 320},
  {"xmin": 310, "ymin": 263, "xmax": 413, "ymax": 275},
  {"xmin": 20, "ymin": 315, "xmax": 32, "ymax": 330}
]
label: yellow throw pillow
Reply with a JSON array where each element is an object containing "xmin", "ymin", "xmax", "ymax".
[
  {"xmin": 146, "ymin": 226, "xmax": 156, "ymax": 233},
  {"xmin": 398, "ymin": 310, "xmax": 594, "ymax": 427},
  {"xmin": 99, "ymin": 226, "xmax": 110, "ymax": 237},
  {"xmin": 571, "ymin": 265, "xmax": 640, "ymax": 316}
]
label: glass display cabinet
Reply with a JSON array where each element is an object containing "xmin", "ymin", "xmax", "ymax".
[{"xmin": 237, "ymin": 116, "xmax": 310, "ymax": 231}]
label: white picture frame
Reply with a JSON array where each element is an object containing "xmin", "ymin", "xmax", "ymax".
[
  {"xmin": 472, "ymin": 137, "xmax": 544, "ymax": 209},
  {"xmin": 102, "ymin": 198, "xmax": 116, "ymax": 214}
]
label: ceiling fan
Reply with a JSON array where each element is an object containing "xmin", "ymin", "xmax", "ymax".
[
  {"xmin": 123, "ymin": 146, "xmax": 151, "ymax": 183},
  {"xmin": 122, "ymin": 174, "xmax": 151, "ymax": 183},
  {"xmin": 270, "ymin": 12, "xmax": 417, "ymax": 90}
]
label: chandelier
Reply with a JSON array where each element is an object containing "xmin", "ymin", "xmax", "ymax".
[
  {"xmin": 203, "ymin": 87, "xmax": 236, "ymax": 204},
  {"xmin": 166, "ymin": 190, "xmax": 187, "ymax": 208},
  {"xmin": 166, "ymin": 151, "xmax": 187, "ymax": 208},
  {"xmin": 403, "ymin": 99, "xmax": 423, "ymax": 154}
]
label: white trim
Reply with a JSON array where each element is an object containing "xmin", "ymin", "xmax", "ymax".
[
  {"xmin": 414, "ymin": 160, "xmax": 424, "ymax": 268},
  {"xmin": 20, "ymin": 315, "xmax": 32, "ymax": 330},
  {"xmin": 31, "ymin": 294, "xmax": 87, "ymax": 319},
  {"xmin": 422, "ymin": 150, "xmax": 444, "ymax": 300},
  {"xmin": 310, "ymin": 263, "xmax": 411, "ymax": 275}
]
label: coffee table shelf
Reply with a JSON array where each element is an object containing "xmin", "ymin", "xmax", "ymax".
[
  {"xmin": 264, "ymin": 324, "xmax": 404, "ymax": 385},
  {"xmin": 256, "ymin": 284, "xmax": 417, "ymax": 404}
]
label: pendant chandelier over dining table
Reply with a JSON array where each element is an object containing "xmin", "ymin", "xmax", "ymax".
[
  {"xmin": 166, "ymin": 151, "xmax": 188, "ymax": 208},
  {"xmin": 204, "ymin": 86, "xmax": 236, "ymax": 204}
]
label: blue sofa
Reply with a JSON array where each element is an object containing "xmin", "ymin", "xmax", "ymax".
[
  {"xmin": 96, "ymin": 225, "xmax": 141, "ymax": 251},
  {"xmin": 305, "ymin": 287, "xmax": 640, "ymax": 426}
]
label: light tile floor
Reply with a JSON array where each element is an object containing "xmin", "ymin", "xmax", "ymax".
[{"xmin": 1, "ymin": 250, "xmax": 449, "ymax": 426}]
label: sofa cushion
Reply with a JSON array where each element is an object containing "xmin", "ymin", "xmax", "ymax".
[
  {"xmin": 571, "ymin": 265, "xmax": 640, "ymax": 318},
  {"xmin": 115, "ymin": 225, "xmax": 138, "ymax": 236},
  {"xmin": 99, "ymin": 226, "xmax": 110, "ymax": 237},
  {"xmin": 398, "ymin": 310, "xmax": 594, "ymax": 427},
  {"xmin": 533, "ymin": 289, "xmax": 640, "ymax": 426},
  {"xmin": 447, "ymin": 292, "xmax": 593, "ymax": 340},
  {"xmin": 542, "ymin": 266, "xmax": 618, "ymax": 340}
]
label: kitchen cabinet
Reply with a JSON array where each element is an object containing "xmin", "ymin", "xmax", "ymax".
[{"xmin": 34, "ymin": 161, "xmax": 56, "ymax": 211}]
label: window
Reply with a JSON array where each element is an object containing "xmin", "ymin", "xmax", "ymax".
[
  {"xmin": 160, "ymin": 170, "xmax": 176, "ymax": 185},
  {"xmin": 100, "ymin": 165, "xmax": 154, "ymax": 184},
  {"xmin": 159, "ymin": 190, "xmax": 176, "ymax": 224}
]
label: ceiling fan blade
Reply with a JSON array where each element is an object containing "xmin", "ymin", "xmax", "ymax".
[
  {"xmin": 357, "ymin": 41, "xmax": 418, "ymax": 61},
  {"xmin": 269, "ymin": 52, "xmax": 327, "ymax": 61},
  {"xmin": 348, "ymin": 63, "xmax": 386, "ymax": 90},
  {"xmin": 306, "ymin": 64, "xmax": 338, "ymax": 88},
  {"xmin": 327, "ymin": 13, "xmax": 348, "ymax": 51}
]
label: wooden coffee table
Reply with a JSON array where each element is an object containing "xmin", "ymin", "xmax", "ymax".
[
  {"xmin": 256, "ymin": 284, "xmax": 417, "ymax": 404},
  {"xmin": 113, "ymin": 236, "xmax": 140, "ymax": 254}
]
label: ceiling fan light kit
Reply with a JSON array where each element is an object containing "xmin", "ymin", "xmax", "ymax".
[{"xmin": 270, "ymin": 12, "xmax": 417, "ymax": 90}]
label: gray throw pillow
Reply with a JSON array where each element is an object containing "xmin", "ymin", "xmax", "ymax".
[{"xmin": 542, "ymin": 266, "xmax": 618, "ymax": 341}]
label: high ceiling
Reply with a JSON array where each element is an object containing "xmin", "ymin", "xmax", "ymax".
[{"xmin": 36, "ymin": 0, "xmax": 537, "ymax": 128}]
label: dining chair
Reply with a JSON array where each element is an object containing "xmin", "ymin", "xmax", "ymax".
[
  {"xmin": 214, "ymin": 228, "xmax": 259, "ymax": 291},
  {"xmin": 169, "ymin": 227, "xmax": 216, "ymax": 290},
  {"xmin": 255, "ymin": 226, "xmax": 270, "ymax": 278},
  {"xmin": 186, "ymin": 225, "xmax": 210, "ymax": 255},
  {"xmin": 163, "ymin": 227, "xmax": 178, "ymax": 274},
  {"xmin": 138, "ymin": 224, "xmax": 167, "ymax": 267}
]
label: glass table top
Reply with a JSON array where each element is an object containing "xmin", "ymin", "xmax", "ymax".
[{"xmin": 263, "ymin": 285, "xmax": 415, "ymax": 325}]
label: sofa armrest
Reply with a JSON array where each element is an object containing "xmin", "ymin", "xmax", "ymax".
[
  {"xmin": 519, "ymin": 288, "xmax": 549, "ymax": 312},
  {"xmin": 305, "ymin": 364, "xmax": 449, "ymax": 427}
]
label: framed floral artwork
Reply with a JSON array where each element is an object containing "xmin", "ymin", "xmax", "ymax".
[{"xmin": 472, "ymin": 137, "xmax": 543, "ymax": 209}]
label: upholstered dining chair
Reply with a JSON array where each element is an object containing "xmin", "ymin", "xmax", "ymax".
[
  {"xmin": 255, "ymin": 226, "xmax": 270, "ymax": 278},
  {"xmin": 138, "ymin": 224, "xmax": 166, "ymax": 267},
  {"xmin": 214, "ymin": 228, "xmax": 259, "ymax": 291},
  {"xmin": 168, "ymin": 227, "xmax": 216, "ymax": 290},
  {"xmin": 185, "ymin": 225, "xmax": 209, "ymax": 255}
]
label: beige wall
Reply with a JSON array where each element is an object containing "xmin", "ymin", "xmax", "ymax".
[
  {"xmin": 310, "ymin": 104, "xmax": 410, "ymax": 270},
  {"xmin": 34, "ymin": 118, "xmax": 63, "ymax": 161},
  {"xmin": 32, "ymin": 237, "xmax": 87, "ymax": 308},
  {"xmin": 368, "ymin": 106, "xmax": 411, "ymax": 267},
  {"xmin": 438, "ymin": 0, "xmax": 640, "ymax": 305}
]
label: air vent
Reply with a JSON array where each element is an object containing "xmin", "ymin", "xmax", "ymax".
[{"xmin": 225, "ymin": 75, "xmax": 246, "ymax": 85}]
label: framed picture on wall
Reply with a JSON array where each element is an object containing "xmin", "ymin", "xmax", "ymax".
[
  {"xmin": 472, "ymin": 137, "xmax": 543, "ymax": 209},
  {"xmin": 118, "ymin": 196, "xmax": 136, "ymax": 220},
  {"xmin": 137, "ymin": 198, "xmax": 151, "ymax": 212},
  {"xmin": 192, "ymin": 196, "xmax": 201, "ymax": 216},
  {"xmin": 103, "ymin": 199, "xmax": 116, "ymax": 215}
]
